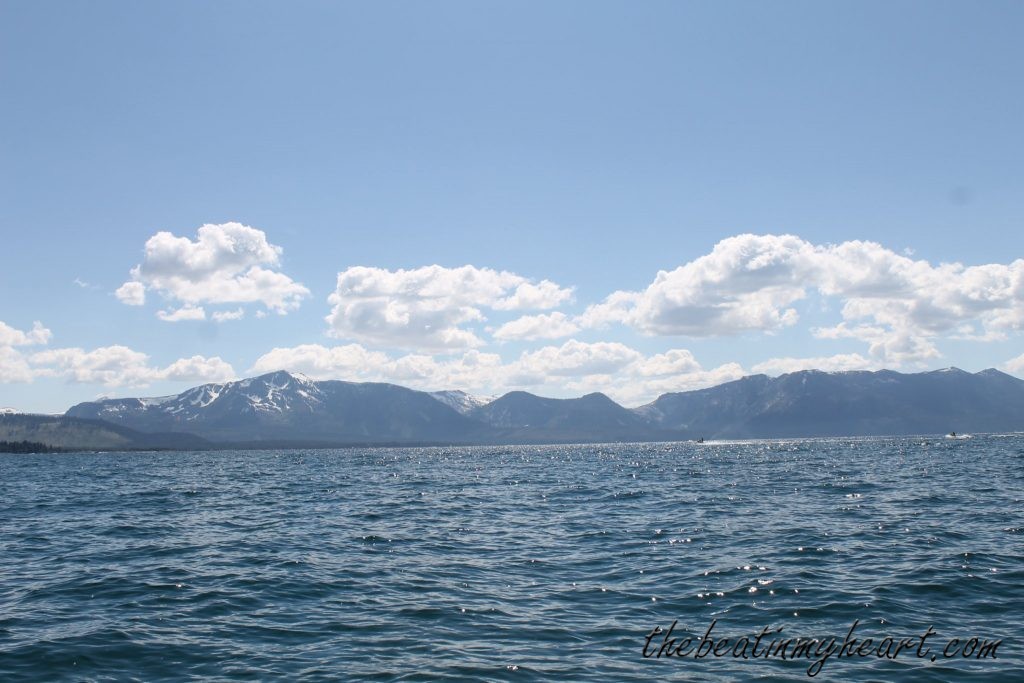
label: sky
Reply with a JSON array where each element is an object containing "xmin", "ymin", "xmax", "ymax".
[{"xmin": 2, "ymin": 0, "xmax": 1023, "ymax": 413}]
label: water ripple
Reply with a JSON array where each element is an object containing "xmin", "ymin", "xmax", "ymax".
[{"xmin": 1, "ymin": 436, "xmax": 1022, "ymax": 681}]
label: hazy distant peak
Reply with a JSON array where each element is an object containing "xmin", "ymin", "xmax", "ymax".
[{"xmin": 577, "ymin": 392, "xmax": 617, "ymax": 403}]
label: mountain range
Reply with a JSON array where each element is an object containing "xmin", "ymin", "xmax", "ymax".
[{"xmin": 2, "ymin": 367, "xmax": 1022, "ymax": 451}]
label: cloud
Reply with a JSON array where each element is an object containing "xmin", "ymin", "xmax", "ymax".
[
  {"xmin": 632, "ymin": 349, "xmax": 703, "ymax": 377},
  {"xmin": 751, "ymin": 353, "xmax": 877, "ymax": 375},
  {"xmin": 493, "ymin": 312, "xmax": 580, "ymax": 341},
  {"xmin": 562, "ymin": 362, "xmax": 748, "ymax": 407},
  {"xmin": 30, "ymin": 346, "xmax": 160, "ymax": 387},
  {"xmin": 582, "ymin": 234, "xmax": 1024, "ymax": 365},
  {"xmin": 812, "ymin": 322, "xmax": 940, "ymax": 365},
  {"xmin": 29, "ymin": 346, "xmax": 235, "ymax": 387},
  {"xmin": 252, "ymin": 343, "xmax": 392, "ymax": 380},
  {"xmin": 0, "ymin": 321, "xmax": 52, "ymax": 347},
  {"xmin": 0, "ymin": 347, "xmax": 34, "ymax": 383},
  {"xmin": 115, "ymin": 281, "xmax": 146, "ymax": 305},
  {"xmin": 117, "ymin": 222, "xmax": 309, "ymax": 318},
  {"xmin": 250, "ymin": 339, "xmax": 743, "ymax": 406},
  {"xmin": 73, "ymin": 277, "xmax": 101, "ymax": 290},
  {"xmin": 212, "ymin": 308, "xmax": 245, "ymax": 322},
  {"xmin": 157, "ymin": 305, "xmax": 207, "ymax": 322},
  {"xmin": 251, "ymin": 343, "xmax": 506, "ymax": 392},
  {"xmin": 493, "ymin": 280, "xmax": 574, "ymax": 310},
  {"xmin": 160, "ymin": 355, "xmax": 237, "ymax": 383},
  {"xmin": 576, "ymin": 291, "xmax": 641, "ymax": 330},
  {"xmin": 582, "ymin": 234, "xmax": 813, "ymax": 337},
  {"xmin": 0, "ymin": 320, "xmax": 235, "ymax": 388},
  {"xmin": 0, "ymin": 321, "xmax": 52, "ymax": 383},
  {"xmin": 325, "ymin": 265, "xmax": 574, "ymax": 351},
  {"xmin": 1005, "ymin": 353, "xmax": 1024, "ymax": 374},
  {"xmin": 508, "ymin": 340, "xmax": 643, "ymax": 382}
]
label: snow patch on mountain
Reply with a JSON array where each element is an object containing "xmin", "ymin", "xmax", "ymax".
[{"xmin": 428, "ymin": 390, "xmax": 494, "ymax": 415}]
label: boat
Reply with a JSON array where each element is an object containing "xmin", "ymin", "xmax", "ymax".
[{"xmin": 945, "ymin": 431, "xmax": 972, "ymax": 440}]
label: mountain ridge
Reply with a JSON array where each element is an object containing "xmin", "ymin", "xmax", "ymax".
[
  {"xmin": 3, "ymin": 366, "xmax": 1018, "ymax": 450},
  {"xmin": 0, "ymin": 413, "xmax": 212, "ymax": 450}
]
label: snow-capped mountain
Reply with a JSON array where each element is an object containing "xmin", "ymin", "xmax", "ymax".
[
  {"xmin": 428, "ymin": 390, "xmax": 495, "ymax": 415},
  {"xmin": 72, "ymin": 371, "xmax": 323, "ymax": 423},
  {"xmin": 57, "ymin": 367, "xmax": 1024, "ymax": 447},
  {"xmin": 66, "ymin": 371, "xmax": 486, "ymax": 443}
]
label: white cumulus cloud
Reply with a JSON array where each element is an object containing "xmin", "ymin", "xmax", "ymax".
[
  {"xmin": 250, "ymin": 339, "xmax": 744, "ymax": 406},
  {"xmin": 0, "ymin": 321, "xmax": 53, "ymax": 383},
  {"xmin": 632, "ymin": 349, "xmax": 703, "ymax": 377},
  {"xmin": 751, "ymin": 353, "xmax": 877, "ymax": 375},
  {"xmin": 212, "ymin": 308, "xmax": 245, "ymax": 322},
  {"xmin": 493, "ymin": 280, "xmax": 574, "ymax": 310},
  {"xmin": 117, "ymin": 222, "xmax": 309, "ymax": 319},
  {"xmin": 582, "ymin": 234, "xmax": 1024, "ymax": 365},
  {"xmin": 582, "ymin": 234, "xmax": 813, "ymax": 337},
  {"xmin": 160, "ymin": 355, "xmax": 237, "ymax": 383},
  {"xmin": 115, "ymin": 281, "xmax": 146, "ymax": 306},
  {"xmin": 0, "ymin": 321, "xmax": 52, "ymax": 347},
  {"xmin": 493, "ymin": 312, "xmax": 580, "ymax": 341},
  {"xmin": 31, "ymin": 346, "xmax": 158, "ymax": 386},
  {"xmin": 157, "ymin": 305, "xmax": 207, "ymax": 322},
  {"xmin": 252, "ymin": 343, "xmax": 392, "ymax": 380},
  {"xmin": 1004, "ymin": 353, "xmax": 1024, "ymax": 375},
  {"xmin": 507, "ymin": 340, "xmax": 643, "ymax": 383},
  {"xmin": 29, "ymin": 346, "xmax": 236, "ymax": 387},
  {"xmin": 0, "ymin": 347, "xmax": 34, "ymax": 383},
  {"xmin": 326, "ymin": 265, "xmax": 574, "ymax": 351},
  {"xmin": 0, "ymin": 320, "xmax": 237, "ymax": 388}
]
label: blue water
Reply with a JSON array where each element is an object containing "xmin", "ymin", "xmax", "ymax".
[{"xmin": 1, "ymin": 436, "xmax": 1022, "ymax": 682}]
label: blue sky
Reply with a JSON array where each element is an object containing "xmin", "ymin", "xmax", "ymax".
[{"xmin": 2, "ymin": 0, "xmax": 1023, "ymax": 413}]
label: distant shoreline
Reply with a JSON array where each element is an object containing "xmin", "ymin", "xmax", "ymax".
[
  {"xmin": 5, "ymin": 367, "xmax": 1024, "ymax": 453},
  {"xmin": 3, "ymin": 431, "xmax": 1020, "ymax": 456}
]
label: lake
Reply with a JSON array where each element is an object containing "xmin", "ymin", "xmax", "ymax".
[{"xmin": 1, "ymin": 436, "xmax": 1022, "ymax": 681}]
